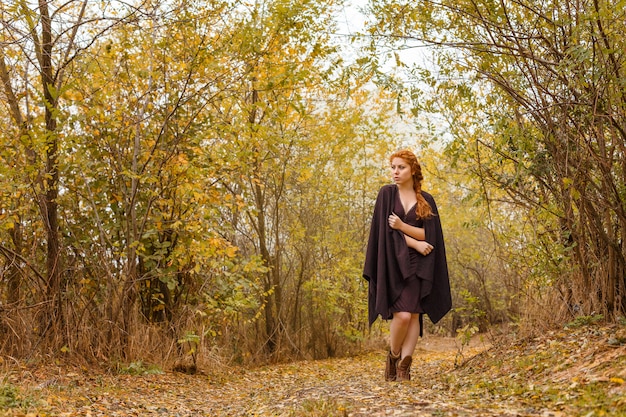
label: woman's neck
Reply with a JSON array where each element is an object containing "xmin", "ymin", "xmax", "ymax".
[{"xmin": 396, "ymin": 182, "xmax": 414, "ymax": 193}]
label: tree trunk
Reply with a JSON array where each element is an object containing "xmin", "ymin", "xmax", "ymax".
[
  {"xmin": 255, "ymin": 182, "xmax": 278, "ymax": 354},
  {"xmin": 38, "ymin": 0, "xmax": 63, "ymax": 331},
  {"xmin": 7, "ymin": 221, "xmax": 23, "ymax": 305}
]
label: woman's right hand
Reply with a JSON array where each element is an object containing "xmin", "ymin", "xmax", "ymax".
[{"xmin": 388, "ymin": 212, "xmax": 404, "ymax": 230}]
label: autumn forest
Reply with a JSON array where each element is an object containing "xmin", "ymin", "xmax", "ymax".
[{"xmin": 1, "ymin": 0, "xmax": 625, "ymax": 376}]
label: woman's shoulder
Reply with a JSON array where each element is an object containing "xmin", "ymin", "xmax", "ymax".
[
  {"xmin": 377, "ymin": 184, "xmax": 396, "ymax": 196},
  {"xmin": 420, "ymin": 190, "xmax": 435, "ymax": 201}
]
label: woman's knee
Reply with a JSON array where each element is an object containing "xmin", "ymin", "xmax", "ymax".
[{"xmin": 393, "ymin": 311, "xmax": 412, "ymax": 325}]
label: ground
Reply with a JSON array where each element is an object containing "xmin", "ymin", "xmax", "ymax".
[{"xmin": 1, "ymin": 321, "xmax": 625, "ymax": 416}]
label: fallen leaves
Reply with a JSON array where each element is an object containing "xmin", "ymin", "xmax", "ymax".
[{"xmin": 1, "ymin": 323, "xmax": 625, "ymax": 416}]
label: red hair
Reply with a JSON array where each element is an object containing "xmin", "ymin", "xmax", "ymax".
[{"xmin": 390, "ymin": 150, "xmax": 433, "ymax": 219}]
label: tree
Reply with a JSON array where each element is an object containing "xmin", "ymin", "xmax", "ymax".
[
  {"xmin": 1, "ymin": 0, "xmax": 413, "ymax": 364},
  {"xmin": 0, "ymin": 0, "xmax": 143, "ymax": 347},
  {"xmin": 60, "ymin": 0, "xmax": 267, "ymax": 357},
  {"xmin": 208, "ymin": 0, "xmax": 361, "ymax": 357},
  {"xmin": 366, "ymin": 0, "xmax": 626, "ymax": 323}
]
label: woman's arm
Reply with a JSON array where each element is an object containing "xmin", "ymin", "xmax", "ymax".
[
  {"xmin": 388, "ymin": 213, "xmax": 433, "ymax": 255},
  {"xmin": 388, "ymin": 213, "xmax": 426, "ymax": 240},
  {"xmin": 405, "ymin": 235, "xmax": 433, "ymax": 256}
]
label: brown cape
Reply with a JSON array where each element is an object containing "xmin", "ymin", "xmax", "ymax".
[{"xmin": 363, "ymin": 184, "xmax": 452, "ymax": 327}]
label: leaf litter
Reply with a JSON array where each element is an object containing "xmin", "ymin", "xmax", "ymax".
[{"xmin": 1, "ymin": 322, "xmax": 625, "ymax": 416}]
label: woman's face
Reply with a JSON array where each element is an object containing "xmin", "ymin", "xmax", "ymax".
[{"xmin": 391, "ymin": 157, "xmax": 413, "ymax": 186}]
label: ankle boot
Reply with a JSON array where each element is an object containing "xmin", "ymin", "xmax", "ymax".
[
  {"xmin": 396, "ymin": 356, "xmax": 412, "ymax": 381},
  {"xmin": 384, "ymin": 350, "xmax": 401, "ymax": 381}
]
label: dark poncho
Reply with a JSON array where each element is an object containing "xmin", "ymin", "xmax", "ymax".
[{"xmin": 363, "ymin": 184, "xmax": 452, "ymax": 328}]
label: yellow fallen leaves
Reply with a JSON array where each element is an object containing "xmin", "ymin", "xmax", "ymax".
[{"xmin": 1, "ymin": 324, "xmax": 625, "ymax": 416}]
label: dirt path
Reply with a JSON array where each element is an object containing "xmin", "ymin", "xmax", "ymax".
[
  {"xmin": 2, "ymin": 327, "xmax": 625, "ymax": 416},
  {"xmin": 3, "ymin": 336, "xmax": 497, "ymax": 416},
  {"xmin": 198, "ymin": 337, "xmax": 488, "ymax": 417}
]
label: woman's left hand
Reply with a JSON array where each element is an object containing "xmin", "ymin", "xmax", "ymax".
[
  {"xmin": 388, "ymin": 213, "xmax": 404, "ymax": 230},
  {"xmin": 415, "ymin": 240, "xmax": 434, "ymax": 256}
]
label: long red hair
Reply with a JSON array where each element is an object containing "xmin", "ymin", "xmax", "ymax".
[{"xmin": 390, "ymin": 150, "xmax": 433, "ymax": 219}]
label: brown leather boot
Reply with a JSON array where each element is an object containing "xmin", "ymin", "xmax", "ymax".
[
  {"xmin": 384, "ymin": 350, "xmax": 401, "ymax": 381},
  {"xmin": 396, "ymin": 356, "xmax": 412, "ymax": 381}
]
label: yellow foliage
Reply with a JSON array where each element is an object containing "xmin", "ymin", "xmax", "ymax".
[{"xmin": 225, "ymin": 246, "xmax": 238, "ymax": 258}]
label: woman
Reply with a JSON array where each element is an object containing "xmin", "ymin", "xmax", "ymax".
[{"xmin": 363, "ymin": 150, "xmax": 451, "ymax": 382}]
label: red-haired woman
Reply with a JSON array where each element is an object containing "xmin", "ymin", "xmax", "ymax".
[{"xmin": 363, "ymin": 150, "xmax": 451, "ymax": 382}]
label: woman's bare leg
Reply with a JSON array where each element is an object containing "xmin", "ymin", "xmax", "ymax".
[
  {"xmin": 401, "ymin": 314, "xmax": 421, "ymax": 358},
  {"xmin": 389, "ymin": 312, "xmax": 411, "ymax": 355}
]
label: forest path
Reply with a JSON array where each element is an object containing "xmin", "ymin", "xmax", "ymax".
[{"xmin": 2, "ymin": 325, "xmax": 626, "ymax": 416}]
